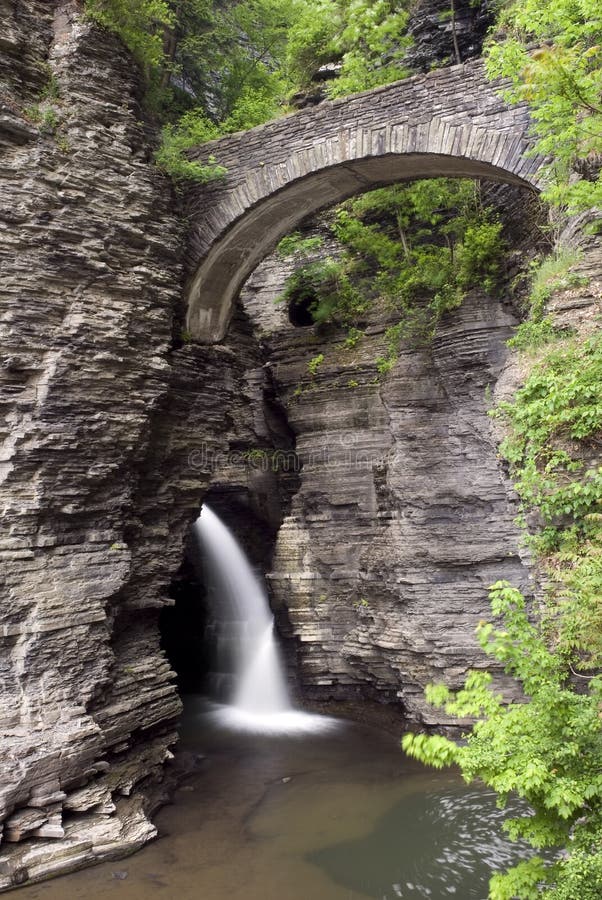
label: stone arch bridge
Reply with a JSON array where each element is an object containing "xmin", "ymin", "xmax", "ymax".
[{"xmin": 184, "ymin": 58, "xmax": 544, "ymax": 343}]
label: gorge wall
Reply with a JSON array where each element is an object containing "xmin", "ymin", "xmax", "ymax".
[
  {"xmin": 234, "ymin": 196, "xmax": 536, "ymax": 722},
  {"xmin": 0, "ymin": 1, "xmax": 267, "ymax": 887},
  {"xmin": 1, "ymin": 0, "xmax": 600, "ymax": 892}
]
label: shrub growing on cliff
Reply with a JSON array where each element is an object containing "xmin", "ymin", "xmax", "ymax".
[
  {"xmin": 404, "ymin": 326, "xmax": 602, "ymax": 898},
  {"xmin": 496, "ymin": 333, "xmax": 602, "ymax": 545},
  {"xmin": 494, "ymin": 330, "xmax": 602, "ymax": 664},
  {"xmin": 277, "ymin": 179, "xmax": 506, "ymax": 346},
  {"xmin": 507, "ymin": 249, "xmax": 586, "ymax": 350},
  {"xmin": 286, "ymin": 0, "xmax": 412, "ymax": 95},
  {"xmin": 155, "ymin": 111, "xmax": 227, "ymax": 183},
  {"xmin": 277, "ymin": 232, "xmax": 324, "ymax": 257},
  {"xmin": 85, "ymin": 0, "xmax": 300, "ymax": 180},
  {"xmin": 84, "ymin": 0, "xmax": 174, "ymax": 71}
]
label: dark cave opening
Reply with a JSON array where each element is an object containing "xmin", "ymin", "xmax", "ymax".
[
  {"xmin": 288, "ymin": 290, "xmax": 317, "ymax": 327},
  {"xmin": 161, "ymin": 548, "xmax": 211, "ymax": 695}
]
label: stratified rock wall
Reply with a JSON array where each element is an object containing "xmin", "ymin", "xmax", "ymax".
[
  {"xmin": 0, "ymin": 2, "xmax": 301, "ymax": 882},
  {"xmin": 0, "ymin": 1, "xmax": 211, "ymax": 886},
  {"xmin": 0, "ymin": 4, "xmax": 291, "ymax": 881},
  {"xmin": 0, "ymin": 0, "xmax": 179, "ymax": 879},
  {"xmin": 240, "ymin": 232, "xmax": 532, "ymax": 723},
  {"xmin": 405, "ymin": 0, "xmax": 495, "ymax": 72}
]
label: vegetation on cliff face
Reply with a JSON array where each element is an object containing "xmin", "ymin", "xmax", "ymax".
[
  {"xmin": 286, "ymin": 0, "xmax": 413, "ymax": 96},
  {"xmin": 485, "ymin": 0, "xmax": 602, "ymax": 212},
  {"xmin": 85, "ymin": 0, "xmax": 300, "ymax": 180},
  {"xmin": 404, "ymin": 325, "xmax": 602, "ymax": 898},
  {"xmin": 404, "ymin": 579, "xmax": 602, "ymax": 900},
  {"xmin": 277, "ymin": 178, "xmax": 505, "ymax": 355}
]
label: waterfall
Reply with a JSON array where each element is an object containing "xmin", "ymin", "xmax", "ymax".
[
  {"xmin": 195, "ymin": 504, "xmax": 290, "ymax": 713},
  {"xmin": 194, "ymin": 504, "xmax": 336, "ymax": 734}
]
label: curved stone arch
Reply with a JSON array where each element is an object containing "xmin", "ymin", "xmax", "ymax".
[{"xmin": 184, "ymin": 59, "xmax": 545, "ymax": 342}]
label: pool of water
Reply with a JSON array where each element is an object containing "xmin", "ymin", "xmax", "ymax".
[{"xmin": 16, "ymin": 699, "xmax": 527, "ymax": 900}]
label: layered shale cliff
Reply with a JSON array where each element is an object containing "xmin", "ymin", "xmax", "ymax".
[
  {"xmin": 0, "ymin": 1, "xmax": 278, "ymax": 887},
  {"xmin": 231, "ymin": 199, "xmax": 601, "ymax": 724},
  {"xmin": 236, "ymin": 204, "xmax": 534, "ymax": 723}
]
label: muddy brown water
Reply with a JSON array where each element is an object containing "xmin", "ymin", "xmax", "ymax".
[{"xmin": 15, "ymin": 698, "xmax": 529, "ymax": 900}]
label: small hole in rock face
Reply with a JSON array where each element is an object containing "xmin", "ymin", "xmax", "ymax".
[{"xmin": 288, "ymin": 292, "xmax": 317, "ymax": 327}]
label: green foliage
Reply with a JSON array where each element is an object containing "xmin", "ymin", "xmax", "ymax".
[
  {"xmin": 545, "ymin": 850, "xmax": 602, "ymax": 900},
  {"xmin": 507, "ymin": 249, "xmax": 585, "ymax": 351},
  {"xmin": 545, "ymin": 537, "xmax": 602, "ymax": 670},
  {"xmin": 85, "ymin": 0, "xmax": 300, "ymax": 178},
  {"xmin": 376, "ymin": 322, "xmax": 405, "ymax": 375},
  {"xmin": 343, "ymin": 326, "xmax": 363, "ymax": 349},
  {"xmin": 494, "ymin": 329, "xmax": 602, "ymax": 668},
  {"xmin": 84, "ymin": 0, "xmax": 174, "ymax": 71},
  {"xmin": 40, "ymin": 73, "xmax": 60, "ymax": 101},
  {"xmin": 177, "ymin": 0, "xmax": 295, "ymax": 113},
  {"xmin": 155, "ymin": 111, "xmax": 226, "ymax": 182},
  {"xmin": 56, "ymin": 135, "xmax": 71, "ymax": 154},
  {"xmin": 307, "ymin": 352, "xmax": 324, "ymax": 376},
  {"xmin": 496, "ymin": 332, "xmax": 602, "ymax": 545},
  {"xmin": 403, "ymin": 580, "xmax": 602, "ymax": 899},
  {"xmin": 527, "ymin": 250, "xmax": 585, "ymax": 320},
  {"xmin": 277, "ymin": 232, "xmax": 324, "ymax": 258},
  {"xmin": 286, "ymin": 0, "xmax": 412, "ymax": 96},
  {"xmin": 278, "ymin": 179, "xmax": 506, "ymax": 344},
  {"xmin": 353, "ymin": 596, "xmax": 370, "ymax": 609},
  {"xmin": 455, "ymin": 222, "xmax": 506, "ymax": 293},
  {"xmin": 278, "ymin": 255, "xmax": 367, "ymax": 325},
  {"xmin": 507, "ymin": 316, "xmax": 567, "ymax": 352},
  {"xmin": 155, "ymin": 0, "xmax": 302, "ymax": 175},
  {"xmin": 338, "ymin": 180, "xmax": 505, "ymax": 337},
  {"xmin": 26, "ymin": 104, "xmax": 60, "ymax": 135},
  {"xmin": 484, "ymin": 0, "xmax": 602, "ymax": 212},
  {"xmin": 285, "ymin": 0, "xmax": 339, "ymax": 87},
  {"xmin": 326, "ymin": 0, "xmax": 412, "ymax": 97}
]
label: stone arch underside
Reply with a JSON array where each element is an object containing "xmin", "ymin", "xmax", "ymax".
[{"xmin": 184, "ymin": 59, "xmax": 545, "ymax": 342}]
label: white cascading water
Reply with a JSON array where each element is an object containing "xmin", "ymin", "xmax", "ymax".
[{"xmin": 195, "ymin": 505, "xmax": 335, "ymax": 734}]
